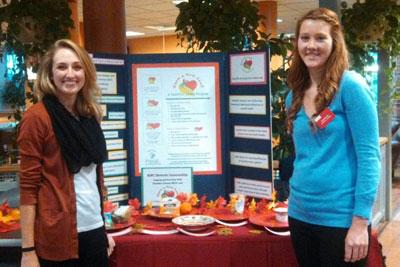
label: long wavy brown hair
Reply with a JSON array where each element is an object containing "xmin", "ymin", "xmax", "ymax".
[
  {"xmin": 35, "ymin": 39, "xmax": 103, "ymax": 122},
  {"xmin": 286, "ymin": 8, "xmax": 349, "ymax": 133}
]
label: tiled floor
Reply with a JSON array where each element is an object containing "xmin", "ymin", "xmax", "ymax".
[{"xmin": 379, "ymin": 210, "xmax": 400, "ymax": 267}]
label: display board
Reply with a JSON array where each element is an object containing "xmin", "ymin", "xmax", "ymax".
[{"xmin": 93, "ymin": 50, "xmax": 272, "ymax": 205}]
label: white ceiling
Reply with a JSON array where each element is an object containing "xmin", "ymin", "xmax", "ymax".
[{"xmin": 78, "ymin": 0, "xmax": 354, "ymax": 39}]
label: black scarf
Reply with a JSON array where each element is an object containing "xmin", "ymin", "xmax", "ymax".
[{"xmin": 42, "ymin": 94, "xmax": 107, "ymax": 174}]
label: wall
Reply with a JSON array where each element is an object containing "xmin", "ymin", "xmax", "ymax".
[{"xmin": 127, "ymin": 34, "xmax": 187, "ymax": 54}]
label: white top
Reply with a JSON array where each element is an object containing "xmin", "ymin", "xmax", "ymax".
[{"xmin": 74, "ymin": 163, "xmax": 104, "ymax": 232}]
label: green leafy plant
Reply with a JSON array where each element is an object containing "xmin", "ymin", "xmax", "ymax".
[
  {"xmin": 175, "ymin": 0, "xmax": 294, "ymax": 160},
  {"xmin": 0, "ymin": 0, "xmax": 74, "ymax": 120},
  {"xmin": 341, "ymin": 0, "xmax": 400, "ymax": 98}
]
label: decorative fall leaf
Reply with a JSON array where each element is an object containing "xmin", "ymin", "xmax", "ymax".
[
  {"xmin": 200, "ymin": 194, "xmax": 207, "ymax": 209},
  {"xmin": 215, "ymin": 196, "xmax": 227, "ymax": 208},
  {"xmin": 128, "ymin": 198, "xmax": 141, "ymax": 210},
  {"xmin": 271, "ymin": 190, "xmax": 277, "ymax": 202},
  {"xmin": 256, "ymin": 199, "xmax": 267, "ymax": 212},
  {"xmin": 248, "ymin": 198, "xmax": 257, "ymax": 212},
  {"xmin": 188, "ymin": 193, "xmax": 199, "ymax": 206},
  {"xmin": 103, "ymin": 201, "xmax": 118, "ymax": 213},
  {"xmin": 206, "ymin": 200, "xmax": 216, "ymax": 209},
  {"xmin": 249, "ymin": 230, "xmax": 263, "ymax": 235},
  {"xmin": 176, "ymin": 192, "xmax": 188, "ymax": 203},
  {"xmin": 266, "ymin": 201, "xmax": 278, "ymax": 210},
  {"xmin": 142, "ymin": 202, "xmax": 153, "ymax": 215},
  {"xmin": 217, "ymin": 227, "xmax": 233, "ymax": 235}
]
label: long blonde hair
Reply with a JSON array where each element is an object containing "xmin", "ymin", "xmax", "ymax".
[
  {"xmin": 286, "ymin": 8, "xmax": 349, "ymax": 133},
  {"xmin": 34, "ymin": 39, "xmax": 103, "ymax": 121}
]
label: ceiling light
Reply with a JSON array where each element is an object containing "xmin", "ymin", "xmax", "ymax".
[
  {"xmin": 126, "ymin": 31, "xmax": 145, "ymax": 37},
  {"xmin": 277, "ymin": 18, "xmax": 283, "ymax": 23},
  {"xmin": 172, "ymin": 0, "xmax": 188, "ymax": 4},
  {"xmin": 145, "ymin": 26, "xmax": 176, "ymax": 31}
]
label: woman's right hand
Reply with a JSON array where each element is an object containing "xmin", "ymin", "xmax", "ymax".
[{"xmin": 21, "ymin": 251, "xmax": 40, "ymax": 267}]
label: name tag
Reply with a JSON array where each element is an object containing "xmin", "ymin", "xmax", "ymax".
[{"xmin": 313, "ymin": 108, "xmax": 335, "ymax": 129}]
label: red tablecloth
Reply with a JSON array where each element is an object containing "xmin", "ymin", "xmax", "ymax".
[{"xmin": 109, "ymin": 215, "xmax": 383, "ymax": 267}]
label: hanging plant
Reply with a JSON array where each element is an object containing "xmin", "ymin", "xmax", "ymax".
[
  {"xmin": 175, "ymin": 0, "xmax": 294, "ymax": 160},
  {"xmin": 0, "ymin": 0, "xmax": 75, "ymax": 120}
]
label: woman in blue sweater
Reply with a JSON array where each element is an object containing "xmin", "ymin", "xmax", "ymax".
[{"xmin": 285, "ymin": 8, "xmax": 380, "ymax": 267}]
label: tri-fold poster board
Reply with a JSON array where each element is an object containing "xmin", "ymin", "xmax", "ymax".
[{"xmin": 92, "ymin": 50, "xmax": 273, "ymax": 206}]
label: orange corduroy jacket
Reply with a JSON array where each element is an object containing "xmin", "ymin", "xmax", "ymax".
[{"xmin": 17, "ymin": 102, "xmax": 105, "ymax": 261}]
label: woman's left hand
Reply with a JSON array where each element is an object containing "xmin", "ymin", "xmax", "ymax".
[
  {"xmin": 344, "ymin": 216, "xmax": 369, "ymax": 262},
  {"xmin": 107, "ymin": 235, "xmax": 115, "ymax": 256}
]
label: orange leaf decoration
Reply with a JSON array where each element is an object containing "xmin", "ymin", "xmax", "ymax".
[
  {"xmin": 206, "ymin": 200, "xmax": 216, "ymax": 209},
  {"xmin": 200, "ymin": 194, "xmax": 207, "ymax": 209},
  {"xmin": 103, "ymin": 201, "xmax": 118, "ymax": 213},
  {"xmin": 188, "ymin": 193, "xmax": 199, "ymax": 206},
  {"xmin": 176, "ymin": 192, "xmax": 188, "ymax": 203},
  {"xmin": 128, "ymin": 198, "xmax": 141, "ymax": 210},
  {"xmin": 248, "ymin": 198, "xmax": 257, "ymax": 212},
  {"xmin": 215, "ymin": 196, "xmax": 227, "ymax": 208}
]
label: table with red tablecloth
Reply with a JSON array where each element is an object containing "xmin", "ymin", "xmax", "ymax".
[{"xmin": 108, "ymin": 215, "xmax": 384, "ymax": 267}]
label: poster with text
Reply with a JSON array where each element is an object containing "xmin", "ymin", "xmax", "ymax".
[{"xmin": 132, "ymin": 63, "xmax": 222, "ymax": 176}]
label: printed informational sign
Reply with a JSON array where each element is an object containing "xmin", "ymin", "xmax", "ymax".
[
  {"xmin": 97, "ymin": 72, "xmax": 117, "ymax": 94},
  {"xmin": 101, "ymin": 121, "xmax": 126, "ymax": 130},
  {"xmin": 108, "ymin": 112, "xmax": 126, "ymax": 120},
  {"xmin": 104, "ymin": 176, "xmax": 129, "ymax": 186},
  {"xmin": 107, "ymin": 193, "xmax": 129, "ymax": 202},
  {"xmin": 103, "ymin": 131, "xmax": 119, "ymax": 139},
  {"xmin": 133, "ymin": 63, "xmax": 222, "ymax": 176},
  {"xmin": 234, "ymin": 125, "xmax": 270, "ymax": 140},
  {"xmin": 107, "ymin": 186, "xmax": 119, "ymax": 195},
  {"xmin": 100, "ymin": 96, "xmax": 125, "ymax": 104},
  {"xmin": 234, "ymin": 177, "xmax": 272, "ymax": 199},
  {"xmin": 230, "ymin": 151, "xmax": 269, "ymax": 169},
  {"xmin": 108, "ymin": 150, "xmax": 127, "ymax": 160},
  {"xmin": 229, "ymin": 95, "xmax": 266, "ymax": 115},
  {"xmin": 103, "ymin": 160, "xmax": 127, "ymax": 177},
  {"xmin": 230, "ymin": 52, "xmax": 267, "ymax": 85},
  {"xmin": 141, "ymin": 167, "xmax": 193, "ymax": 206},
  {"xmin": 105, "ymin": 139, "xmax": 124, "ymax": 150}
]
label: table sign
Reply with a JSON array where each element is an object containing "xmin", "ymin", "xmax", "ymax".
[
  {"xmin": 229, "ymin": 95, "xmax": 266, "ymax": 115},
  {"xmin": 234, "ymin": 125, "xmax": 270, "ymax": 140},
  {"xmin": 101, "ymin": 121, "xmax": 126, "ymax": 130},
  {"xmin": 230, "ymin": 52, "xmax": 267, "ymax": 85},
  {"xmin": 141, "ymin": 167, "xmax": 193, "ymax": 207},
  {"xmin": 133, "ymin": 63, "xmax": 222, "ymax": 176},
  {"xmin": 230, "ymin": 151, "xmax": 269, "ymax": 169},
  {"xmin": 234, "ymin": 177, "xmax": 272, "ymax": 199},
  {"xmin": 97, "ymin": 71, "xmax": 117, "ymax": 94}
]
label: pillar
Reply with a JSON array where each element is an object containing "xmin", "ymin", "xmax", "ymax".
[
  {"xmin": 82, "ymin": 0, "xmax": 127, "ymax": 54},
  {"xmin": 257, "ymin": 1, "xmax": 277, "ymax": 38},
  {"xmin": 68, "ymin": 0, "xmax": 80, "ymax": 44},
  {"xmin": 319, "ymin": 0, "xmax": 341, "ymax": 18}
]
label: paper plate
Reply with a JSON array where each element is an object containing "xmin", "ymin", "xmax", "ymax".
[
  {"xmin": 172, "ymin": 215, "xmax": 215, "ymax": 232},
  {"xmin": 106, "ymin": 217, "xmax": 136, "ymax": 232},
  {"xmin": 147, "ymin": 207, "xmax": 198, "ymax": 220},
  {"xmin": 203, "ymin": 207, "xmax": 249, "ymax": 221},
  {"xmin": 249, "ymin": 213, "xmax": 289, "ymax": 229}
]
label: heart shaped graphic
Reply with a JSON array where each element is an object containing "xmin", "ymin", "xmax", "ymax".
[
  {"xmin": 184, "ymin": 80, "xmax": 197, "ymax": 91},
  {"xmin": 245, "ymin": 59, "xmax": 253, "ymax": 67},
  {"xmin": 149, "ymin": 77, "xmax": 156, "ymax": 83}
]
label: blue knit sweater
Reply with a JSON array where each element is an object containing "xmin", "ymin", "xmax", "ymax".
[{"xmin": 286, "ymin": 71, "xmax": 381, "ymax": 228}]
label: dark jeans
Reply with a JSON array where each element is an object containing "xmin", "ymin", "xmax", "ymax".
[
  {"xmin": 289, "ymin": 217, "xmax": 371, "ymax": 267},
  {"xmin": 39, "ymin": 226, "xmax": 108, "ymax": 267}
]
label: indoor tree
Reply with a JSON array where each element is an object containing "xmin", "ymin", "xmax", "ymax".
[
  {"xmin": 175, "ymin": 0, "xmax": 294, "ymax": 160},
  {"xmin": 0, "ymin": 0, "xmax": 74, "ymax": 121}
]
